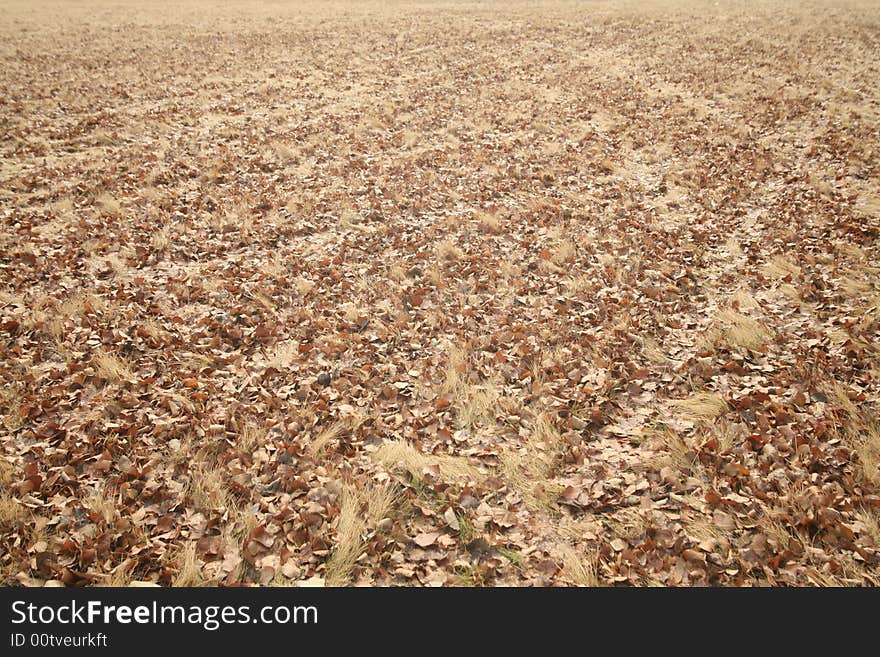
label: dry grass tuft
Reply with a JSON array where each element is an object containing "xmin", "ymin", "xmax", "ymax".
[
  {"xmin": 647, "ymin": 429, "xmax": 700, "ymax": 477},
  {"xmin": 855, "ymin": 507, "xmax": 880, "ymax": 546},
  {"xmin": 715, "ymin": 418, "xmax": 746, "ymax": 454},
  {"xmin": 295, "ymin": 276, "xmax": 315, "ymax": 296},
  {"xmin": 324, "ymin": 488, "xmax": 363, "ymax": 587},
  {"xmin": 440, "ymin": 346, "xmax": 469, "ymax": 395},
  {"xmin": 476, "ymin": 210, "xmax": 501, "ymax": 233},
  {"xmin": 827, "ymin": 383, "xmax": 880, "ymax": 485},
  {"xmin": 309, "ymin": 421, "xmax": 345, "ymax": 460},
  {"xmin": 325, "ymin": 483, "xmax": 397, "ymax": 586},
  {"xmin": 372, "ymin": 440, "xmax": 480, "ymax": 484},
  {"xmin": 457, "ymin": 383, "xmax": 501, "ymax": 429},
  {"xmin": 101, "ymin": 559, "xmax": 139, "ymax": 587},
  {"xmin": 0, "ymin": 386, "xmax": 27, "ymax": 432},
  {"xmin": 151, "ymin": 223, "xmax": 171, "ymax": 252},
  {"xmin": 500, "ymin": 414, "xmax": 564, "ymax": 510},
  {"xmin": 557, "ymin": 543, "xmax": 600, "ymax": 587},
  {"xmin": 669, "ymin": 392, "xmax": 728, "ymax": 422},
  {"xmin": 97, "ymin": 193, "xmax": 122, "ymax": 216},
  {"xmin": 237, "ymin": 420, "xmax": 267, "ymax": 453},
  {"xmin": 700, "ymin": 308, "xmax": 769, "ymax": 351},
  {"xmin": 0, "ymin": 459, "xmax": 13, "ymax": 490},
  {"xmin": 339, "ymin": 209, "xmax": 369, "ymax": 232},
  {"xmin": 717, "ymin": 309, "xmax": 769, "ymax": 350},
  {"xmin": 732, "ymin": 288, "xmax": 761, "ymax": 312},
  {"xmin": 437, "ymin": 239, "xmax": 464, "ymax": 261},
  {"xmin": 273, "ymin": 141, "xmax": 298, "ymax": 162},
  {"xmin": 188, "ymin": 463, "xmax": 229, "ymax": 511},
  {"xmin": 839, "ymin": 276, "xmax": 874, "ymax": 298},
  {"xmin": 684, "ymin": 515, "xmax": 730, "ymax": 545},
  {"xmin": 761, "ymin": 255, "xmax": 801, "ymax": 280},
  {"xmin": 638, "ymin": 335, "xmax": 670, "ymax": 364},
  {"xmin": 427, "ymin": 266, "xmax": 445, "ymax": 287},
  {"xmin": 0, "ymin": 494, "xmax": 23, "ymax": 525},
  {"xmin": 607, "ymin": 507, "xmax": 650, "ymax": 542},
  {"xmin": 171, "ymin": 542, "xmax": 213, "ymax": 587},
  {"xmin": 92, "ymin": 351, "xmax": 133, "ymax": 382},
  {"xmin": 552, "ymin": 239, "xmax": 575, "ymax": 266},
  {"xmin": 565, "ymin": 274, "xmax": 592, "ymax": 295},
  {"xmin": 388, "ymin": 265, "xmax": 407, "ymax": 282},
  {"xmin": 83, "ymin": 486, "xmax": 117, "ymax": 525},
  {"xmin": 438, "ymin": 346, "xmax": 502, "ymax": 429}
]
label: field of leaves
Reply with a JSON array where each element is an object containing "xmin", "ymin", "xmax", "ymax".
[{"xmin": 1, "ymin": 0, "xmax": 879, "ymax": 586}]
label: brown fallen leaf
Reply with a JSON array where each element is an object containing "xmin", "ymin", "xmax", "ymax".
[{"xmin": 443, "ymin": 508, "xmax": 460, "ymax": 532}]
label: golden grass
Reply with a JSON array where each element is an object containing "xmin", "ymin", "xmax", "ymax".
[
  {"xmin": 438, "ymin": 345, "xmax": 503, "ymax": 429},
  {"xmin": 557, "ymin": 543, "xmax": 600, "ymax": 587},
  {"xmin": 92, "ymin": 351, "xmax": 133, "ymax": 382},
  {"xmin": 437, "ymin": 239, "xmax": 463, "ymax": 261},
  {"xmin": 638, "ymin": 335, "xmax": 671, "ymax": 364},
  {"xmin": 834, "ymin": 242, "xmax": 870, "ymax": 262},
  {"xmin": 457, "ymin": 383, "xmax": 501, "ymax": 429},
  {"xmin": 340, "ymin": 302, "xmax": 365, "ymax": 323},
  {"xmin": 827, "ymin": 382, "xmax": 880, "ymax": 486},
  {"xmin": 324, "ymin": 488, "xmax": 363, "ymax": 586},
  {"xmin": 294, "ymin": 276, "xmax": 315, "ymax": 296},
  {"xmin": 309, "ymin": 421, "xmax": 345, "ymax": 460},
  {"xmin": 700, "ymin": 308, "xmax": 769, "ymax": 351},
  {"xmin": 0, "ymin": 459, "xmax": 13, "ymax": 490},
  {"xmin": 855, "ymin": 507, "xmax": 880, "ymax": 546},
  {"xmin": 188, "ymin": 463, "xmax": 229, "ymax": 511},
  {"xmin": 151, "ymin": 223, "xmax": 171, "ymax": 252},
  {"xmin": 715, "ymin": 418, "xmax": 746, "ymax": 454},
  {"xmin": 237, "ymin": 419, "xmax": 267, "ymax": 453},
  {"xmin": 372, "ymin": 440, "xmax": 481, "ymax": 484},
  {"xmin": 140, "ymin": 319, "xmax": 171, "ymax": 344},
  {"xmin": 684, "ymin": 516, "xmax": 730, "ymax": 545},
  {"xmin": 388, "ymin": 265, "xmax": 407, "ymax": 282},
  {"xmin": 97, "ymin": 193, "xmax": 122, "ymax": 216},
  {"xmin": 101, "ymin": 559, "xmax": 138, "ymax": 587},
  {"xmin": 325, "ymin": 482, "xmax": 397, "ymax": 586},
  {"xmin": 83, "ymin": 486, "xmax": 117, "ymax": 525},
  {"xmin": 60, "ymin": 292, "xmax": 105, "ymax": 317},
  {"xmin": 425, "ymin": 266, "xmax": 444, "ymax": 287},
  {"xmin": 499, "ymin": 261, "xmax": 520, "ymax": 280},
  {"xmin": 839, "ymin": 276, "xmax": 874, "ymax": 298},
  {"xmin": 669, "ymin": 392, "xmax": 728, "ymax": 422},
  {"xmin": 339, "ymin": 209, "xmax": 369, "ymax": 232},
  {"xmin": 476, "ymin": 210, "xmax": 501, "ymax": 234},
  {"xmin": 551, "ymin": 239, "xmax": 575, "ymax": 266},
  {"xmin": 250, "ymin": 291, "xmax": 276, "ymax": 315},
  {"xmin": 647, "ymin": 428, "xmax": 700, "ymax": 477},
  {"xmin": 607, "ymin": 507, "xmax": 650, "ymax": 541},
  {"xmin": 565, "ymin": 274, "xmax": 592, "ymax": 295},
  {"xmin": 273, "ymin": 141, "xmax": 298, "ymax": 162},
  {"xmin": 0, "ymin": 494, "xmax": 24, "ymax": 524},
  {"xmin": 171, "ymin": 542, "xmax": 213, "ymax": 587},
  {"xmin": 732, "ymin": 288, "xmax": 761, "ymax": 312},
  {"xmin": 0, "ymin": 385, "xmax": 27, "ymax": 432},
  {"xmin": 761, "ymin": 254, "xmax": 801, "ymax": 280},
  {"xmin": 500, "ymin": 414, "xmax": 564, "ymax": 510},
  {"xmin": 440, "ymin": 346, "xmax": 468, "ymax": 396}
]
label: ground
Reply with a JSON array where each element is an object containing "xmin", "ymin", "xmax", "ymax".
[{"xmin": 1, "ymin": 0, "xmax": 879, "ymax": 587}]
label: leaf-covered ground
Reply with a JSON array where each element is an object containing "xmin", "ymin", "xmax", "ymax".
[{"xmin": 1, "ymin": 0, "xmax": 879, "ymax": 586}]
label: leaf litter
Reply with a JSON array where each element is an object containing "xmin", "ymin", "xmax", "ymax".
[{"xmin": 1, "ymin": 0, "xmax": 879, "ymax": 587}]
